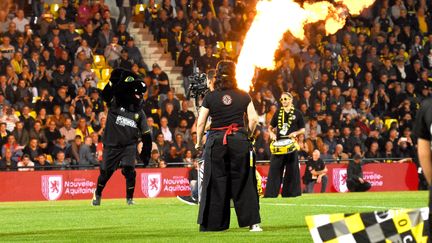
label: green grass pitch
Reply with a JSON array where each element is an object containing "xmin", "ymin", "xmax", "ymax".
[{"xmin": 0, "ymin": 191, "xmax": 428, "ymax": 242}]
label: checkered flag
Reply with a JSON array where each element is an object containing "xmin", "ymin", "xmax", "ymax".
[{"xmin": 306, "ymin": 208, "xmax": 429, "ymax": 243}]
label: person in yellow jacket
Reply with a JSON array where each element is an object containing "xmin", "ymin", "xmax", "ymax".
[{"xmin": 75, "ymin": 118, "xmax": 94, "ymax": 142}]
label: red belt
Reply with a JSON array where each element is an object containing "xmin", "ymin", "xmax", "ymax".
[{"xmin": 210, "ymin": 123, "xmax": 241, "ymax": 145}]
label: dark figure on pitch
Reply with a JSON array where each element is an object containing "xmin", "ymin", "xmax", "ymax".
[
  {"xmin": 303, "ymin": 149, "xmax": 328, "ymax": 193},
  {"xmin": 414, "ymin": 97, "xmax": 432, "ymax": 238},
  {"xmin": 195, "ymin": 60, "xmax": 262, "ymax": 232},
  {"xmin": 92, "ymin": 69, "xmax": 152, "ymax": 206},
  {"xmin": 264, "ymin": 92, "xmax": 305, "ymax": 198},
  {"xmin": 347, "ymin": 154, "xmax": 371, "ymax": 192}
]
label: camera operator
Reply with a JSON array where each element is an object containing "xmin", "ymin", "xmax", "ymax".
[{"xmin": 72, "ymin": 87, "xmax": 92, "ymax": 117}]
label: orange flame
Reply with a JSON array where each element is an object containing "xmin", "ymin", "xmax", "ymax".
[{"xmin": 236, "ymin": 0, "xmax": 375, "ymax": 92}]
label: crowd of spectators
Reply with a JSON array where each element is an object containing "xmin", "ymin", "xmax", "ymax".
[
  {"xmin": 0, "ymin": 0, "xmax": 150, "ymax": 171},
  {"xmin": 146, "ymin": 0, "xmax": 432, "ymax": 167},
  {"xmin": 0, "ymin": 0, "xmax": 431, "ymax": 171}
]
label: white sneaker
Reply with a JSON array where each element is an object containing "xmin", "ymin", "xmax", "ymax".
[{"xmin": 249, "ymin": 224, "xmax": 263, "ymax": 232}]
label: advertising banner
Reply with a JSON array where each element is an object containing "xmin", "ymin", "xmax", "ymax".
[{"xmin": 0, "ymin": 163, "xmax": 418, "ymax": 202}]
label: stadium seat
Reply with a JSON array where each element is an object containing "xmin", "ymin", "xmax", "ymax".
[
  {"xmin": 46, "ymin": 154, "xmax": 53, "ymax": 164},
  {"xmin": 101, "ymin": 68, "xmax": 112, "ymax": 81},
  {"xmin": 216, "ymin": 41, "xmax": 225, "ymax": 51},
  {"xmin": 50, "ymin": 4, "xmax": 62, "ymax": 18},
  {"xmin": 75, "ymin": 29, "xmax": 84, "ymax": 35},
  {"xmin": 92, "ymin": 68, "xmax": 102, "ymax": 80},
  {"xmin": 97, "ymin": 80, "xmax": 109, "ymax": 90},
  {"xmin": 384, "ymin": 119, "xmax": 398, "ymax": 130},
  {"xmin": 135, "ymin": 4, "xmax": 147, "ymax": 15},
  {"xmin": 32, "ymin": 96, "xmax": 41, "ymax": 104},
  {"xmin": 225, "ymin": 41, "xmax": 237, "ymax": 58},
  {"xmin": 14, "ymin": 111, "xmax": 21, "ymax": 117},
  {"xmin": 29, "ymin": 111, "xmax": 37, "ymax": 119},
  {"xmin": 93, "ymin": 55, "xmax": 106, "ymax": 69}
]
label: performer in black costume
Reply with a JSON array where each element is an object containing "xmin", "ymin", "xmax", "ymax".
[
  {"xmin": 414, "ymin": 97, "xmax": 432, "ymax": 238},
  {"xmin": 92, "ymin": 69, "xmax": 152, "ymax": 206},
  {"xmin": 195, "ymin": 60, "xmax": 262, "ymax": 232},
  {"xmin": 264, "ymin": 92, "xmax": 305, "ymax": 198}
]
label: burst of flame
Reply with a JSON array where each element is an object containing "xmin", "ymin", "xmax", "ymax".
[{"xmin": 236, "ymin": 0, "xmax": 375, "ymax": 92}]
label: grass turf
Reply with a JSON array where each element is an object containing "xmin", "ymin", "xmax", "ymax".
[{"xmin": 0, "ymin": 191, "xmax": 428, "ymax": 242}]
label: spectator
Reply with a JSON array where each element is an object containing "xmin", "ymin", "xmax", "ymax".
[
  {"xmin": 2, "ymin": 106, "xmax": 19, "ymax": 131},
  {"xmin": 165, "ymin": 146, "xmax": 181, "ymax": 166},
  {"xmin": 149, "ymin": 63, "xmax": 170, "ymax": 96},
  {"xmin": 303, "ymin": 150, "xmax": 328, "ymax": 193},
  {"xmin": 0, "ymin": 10, "xmax": 10, "ymax": 33},
  {"xmin": 45, "ymin": 120, "xmax": 61, "ymax": 152},
  {"xmin": 12, "ymin": 121, "xmax": 29, "ymax": 147},
  {"xmin": 2, "ymin": 134, "xmax": 22, "ymax": 160},
  {"xmin": 17, "ymin": 154, "xmax": 34, "ymax": 171},
  {"xmin": 116, "ymin": 0, "xmax": 134, "ymax": 28},
  {"xmin": 69, "ymin": 135, "xmax": 82, "ymax": 164},
  {"xmin": 12, "ymin": 9, "xmax": 29, "ymax": 33},
  {"xmin": 54, "ymin": 150, "xmax": 70, "ymax": 170},
  {"xmin": 178, "ymin": 100, "xmax": 195, "ymax": 129},
  {"xmin": 364, "ymin": 141, "xmax": 381, "ymax": 163},
  {"xmin": 75, "ymin": 118, "xmax": 94, "ymax": 141},
  {"xmin": 80, "ymin": 63, "xmax": 98, "ymax": 88},
  {"xmin": 155, "ymin": 133, "xmax": 170, "ymax": 160},
  {"xmin": 22, "ymin": 137, "xmax": 41, "ymax": 161},
  {"xmin": 173, "ymin": 133, "xmax": 187, "ymax": 158},
  {"xmin": 114, "ymin": 49, "xmax": 133, "ymax": 69},
  {"xmin": 82, "ymin": 23, "xmax": 98, "ymax": 51},
  {"xmin": 306, "ymin": 129, "xmax": 324, "ymax": 155},
  {"xmin": 0, "ymin": 36, "xmax": 15, "ymax": 60},
  {"xmin": 124, "ymin": 38, "xmax": 146, "ymax": 69},
  {"xmin": 59, "ymin": 118, "xmax": 76, "ymax": 143},
  {"xmin": 333, "ymin": 144, "xmax": 348, "ymax": 163},
  {"xmin": 79, "ymin": 136, "xmax": 98, "ymax": 167},
  {"xmin": 162, "ymin": 102, "xmax": 179, "ymax": 130},
  {"xmin": 77, "ymin": 0, "xmax": 92, "ymax": 27},
  {"xmin": 174, "ymin": 119, "xmax": 192, "ymax": 144},
  {"xmin": 160, "ymin": 117, "xmax": 173, "ymax": 143},
  {"xmin": 34, "ymin": 153, "xmax": 51, "ymax": 171},
  {"xmin": 347, "ymin": 154, "xmax": 371, "ymax": 192},
  {"xmin": 97, "ymin": 22, "xmax": 115, "ymax": 53},
  {"xmin": 0, "ymin": 148, "xmax": 17, "ymax": 171},
  {"xmin": 148, "ymin": 149, "xmax": 162, "ymax": 168},
  {"xmin": 104, "ymin": 36, "xmax": 122, "ymax": 67},
  {"xmin": 320, "ymin": 144, "xmax": 333, "ymax": 162},
  {"xmin": 51, "ymin": 135, "xmax": 69, "ymax": 159}
]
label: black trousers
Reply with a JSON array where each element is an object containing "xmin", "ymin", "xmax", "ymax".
[
  {"xmin": 347, "ymin": 179, "xmax": 371, "ymax": 192},
  {"xmin": 198, "ymin": 131, "xmax": 261, "ymax": 231},
  {"xmin": 264, "ymin": 151, "xmax": 302, "ymax": 198},
  {"xmin": 95, "ymin": 144, "xmax": 137, "ymax": 199}
]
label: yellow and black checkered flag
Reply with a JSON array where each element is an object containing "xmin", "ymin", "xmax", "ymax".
[{"xmin": 306, "ymin": 208, "xmax": 429, "ymax": 243}]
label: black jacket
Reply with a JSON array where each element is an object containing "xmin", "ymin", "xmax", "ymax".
[{"xmin": 347, "ymin": 161, "xmax": 363, "ymax": 182}]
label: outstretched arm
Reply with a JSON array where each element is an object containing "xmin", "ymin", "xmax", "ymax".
[{"xmin": 247, "ymin": 101, "xmax": 259, "ymax": 138}]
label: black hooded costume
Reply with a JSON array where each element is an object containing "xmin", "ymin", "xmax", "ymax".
[{"xmin": 94, "ymin": 68, "xmax": 152, "ymax": 203}]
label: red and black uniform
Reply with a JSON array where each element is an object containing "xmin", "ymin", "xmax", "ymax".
[
  {"xmin": 264, "ymin": 107, "xmax": 305, "ymax": 198},
  {"xmin": 198, "ymin": 89, "xmax": 261, "ymax": 231}
]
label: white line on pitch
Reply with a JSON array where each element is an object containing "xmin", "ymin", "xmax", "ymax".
[{"xmin": 260, "ymin": 202, "xmax": 392, "ymax": 209}]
